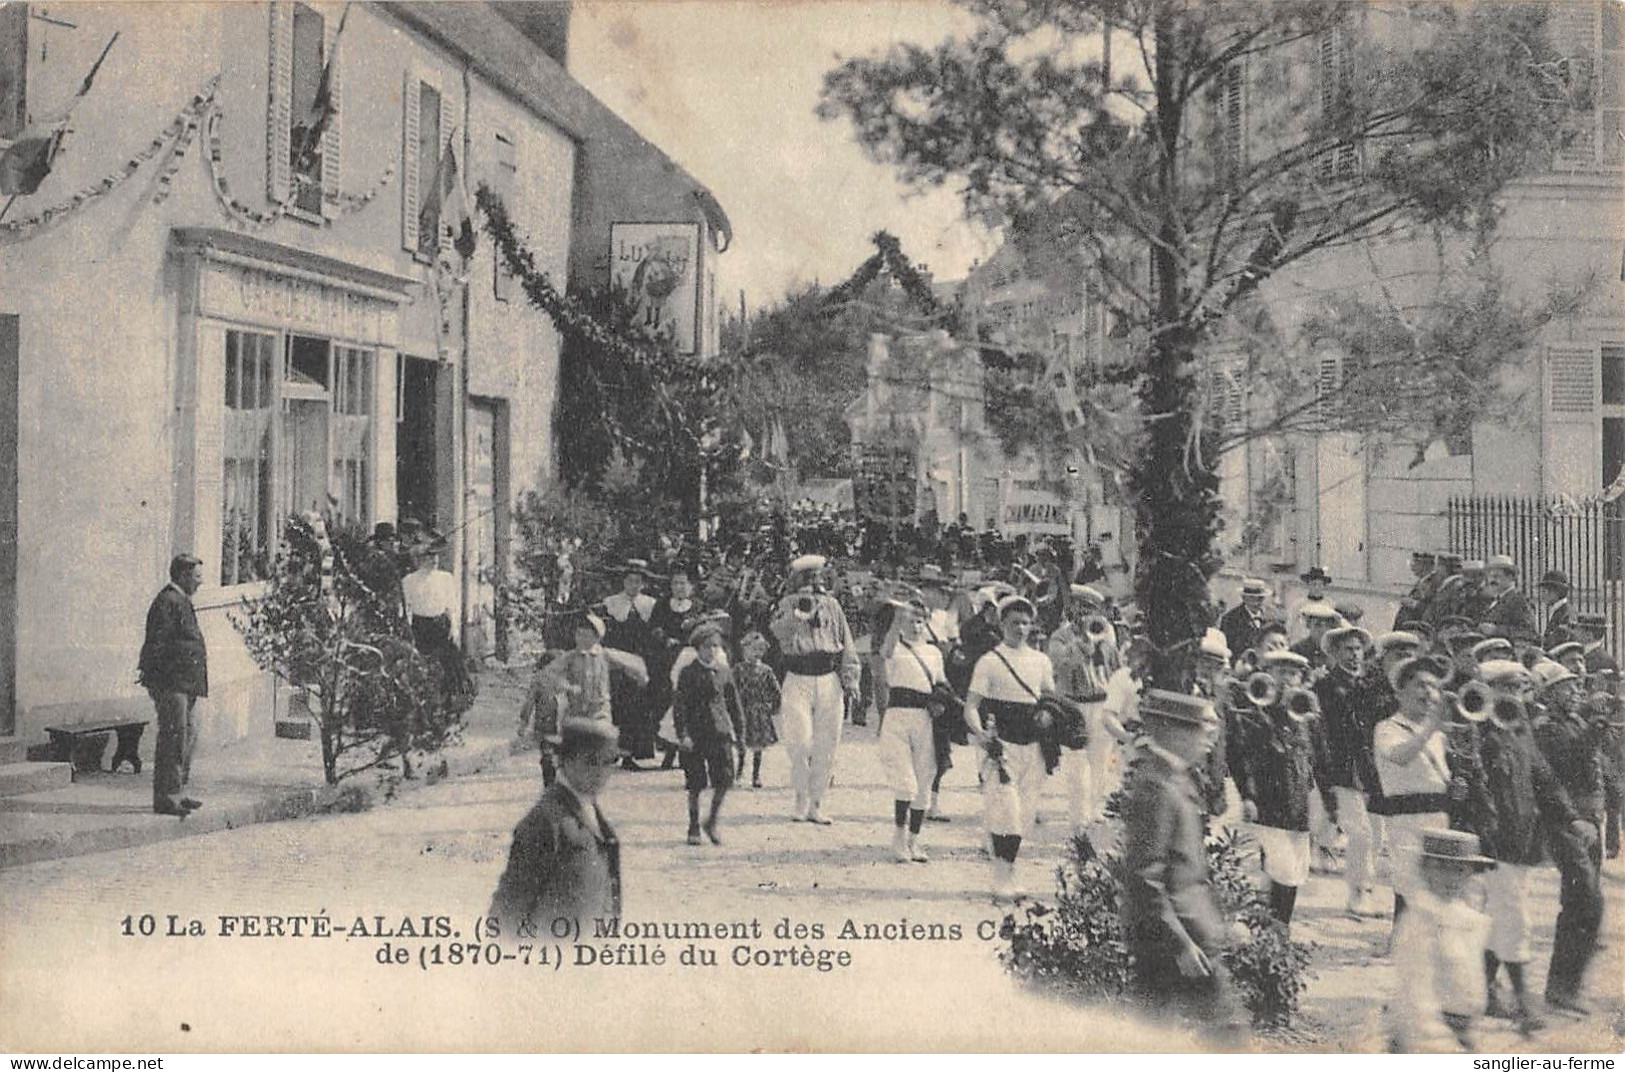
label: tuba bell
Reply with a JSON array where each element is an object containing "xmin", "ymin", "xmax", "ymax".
[
  {"xmin": 1284, "ymin": 687, "xmax": 1320, "ymax": 722},
  {"xmin": 1246, "ymin": 671, "xmax": 1279, "ymax": 708},
  {"xmin": 1452, "ymin": 680, "xmax": 1494, "ymax": 723},
  {"xmin": 1489, "ymin": 694, "xmax": 1525, "ymax": 732},
  {"xmin": 1083, "ymin": 614, "xmax": 1114, "ymax": 643}
]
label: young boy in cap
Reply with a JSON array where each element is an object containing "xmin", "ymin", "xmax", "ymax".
[
  {"xmin": 1122, "ymin": 690, "xmax": 1247, "ymax": 1037},
  {"xmin": 674, "ymin": 620, "xmax": 745, "ymax": 846},
  {"xmin": 488, "ymin": 717, "xmax": 623, "ymax": 942},
  {"xmin": 1386, "ymin": 830, "xmax": 1495, "ymax": 1053},
  {"xmin": 522, "ymin": 611, "xmax": 647, "ymax": 787},
  {"xmin": 1316, "ymin": 624, "xmax": 1387, "ymax": 915}
]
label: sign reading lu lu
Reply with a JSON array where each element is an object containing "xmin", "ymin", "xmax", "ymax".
[{"xmin": 610, "ymin": 221, "xmax": 700, "ymax": 355}]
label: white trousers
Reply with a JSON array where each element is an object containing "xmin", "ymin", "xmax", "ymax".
[
  {"xmin": 1255, "ymin": 826, "xmax": 1311, "ymax": 886},
  {"xmin": 983, "ymin": 741, "xmax": 1046, "ymax": 838},
  {"xmin": 779, "ymin": 672, "xmax": 845, "ymax": 813},
  {"xmin": 1332, "ymin": 786, "xmax": 1385, "ymax": 894},
  {"xmin": 1386, "ymin": 812, "xmax": 1450, "ymax": 900},
  {"xmin": 880, "ymin": 708, "xmax": 935, "ymax": 811},
  {"xmin": 1484, "ymin": 862, "xmax": 1534, "ymax": 963},
  {"xmin": 1059, "ymin": 746, "xmax": 1093, "ymax": 833}
]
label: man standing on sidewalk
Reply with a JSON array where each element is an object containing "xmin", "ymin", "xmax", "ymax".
[{"xmin": 138, "ymin": 554, "xmax": 208, "ymax": 817}]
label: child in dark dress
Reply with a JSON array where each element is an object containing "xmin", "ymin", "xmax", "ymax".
[{"xmin": 734, "ymin": 629, "xmax": 781, "ymax": 789}]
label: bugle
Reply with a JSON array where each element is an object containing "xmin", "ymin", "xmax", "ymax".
[
  {"xmin": 1489, "ymin": 695, "xmax": 1525, "ymax": 732},
  {"xmin": 1083, "ymin": 614, "xmax": 1113, "ymax": 643},
  {"xmin": 1284, "ymin": 687, "xmax": 1320, "ymax": 722},
  {"xmin": 1245, "ymin": 671, "xmax": 1279, "ymax": 708},
  {"xmin": 1451, "ymin": 681, "xmax": 1494, "ymax": 723}
]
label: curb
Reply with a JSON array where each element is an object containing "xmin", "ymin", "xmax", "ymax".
[{"xmin": 0, "ymin": 732, "xmax": 533, "ymax": 871}]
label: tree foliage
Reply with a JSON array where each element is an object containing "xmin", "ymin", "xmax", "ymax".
[{"xmin": 820, "ymin": 0, "xmax": 1576, "ymax": 685}]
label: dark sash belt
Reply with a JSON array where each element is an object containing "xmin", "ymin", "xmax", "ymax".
[
  {"xmin": 982, "ymin": 698, "xmax": 1040, "ymax": 746},
  {"xmin": 888, "ymin": 687, "xmax": 933, "ymax": 710},
  {"xmin": 783, "ymin": 652, "xmax": 842, "ymax": 676},
  {"xmin": 1371, "ymin": 792, "xmax": 1449, "ymax": 816}
]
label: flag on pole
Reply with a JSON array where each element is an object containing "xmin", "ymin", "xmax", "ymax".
[
  {"xmin": 0, "ymin": 32, "xmax": 119, "ymax": 196},
  {"xmin": 292, "ymin": 2, "xmax": 350, "ymax": 174},
  {"xmin": 420, "ymin": 130, "xmax": 476, "ymax": 260}
]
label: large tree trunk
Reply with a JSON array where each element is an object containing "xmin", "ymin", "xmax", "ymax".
[{"xmin": 1130, "ymin": 11, "xmax": 1222, "ymax": 692}]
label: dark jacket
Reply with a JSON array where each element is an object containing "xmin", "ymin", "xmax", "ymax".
[
  {"xmin": 138, "ymin": 584, "xmax": 208, "ymax": 697},
  {"xmin": 1122, "ymin": 749, "xmax": 1226, "ymax": 957},
  {"xmin": 1584, "ymin": 645, "xmax": 1620, "ymax": 676},
  {"xmin": 1218, "ymin": 605, "xmax": 1264, "ymax": 665},
  {"xmin": 1535, "ymin": 709, "xmax": 1606, "ymax": 822},
  {"xmin": 1470, "ymin": 721, "xmax": 1576, "ymax": 865},
  {"xmin": 487, "ymin": 781, "xmax": 621, "ymax": 939},
  {"xmin": 1479, "ymin": 588, "xmax": 1537, "ymax": 647},
  {"xmin": 1233, "ymin": 706, "xmax": 1329, "ymax": 831},
  {"xmin": 1314, "ymin": 667, "xmax": 1383, "ymax": 792},
  {"xmin": 674, "ymin": 659, "xmax": 743, "ymax": 743},
  {"xmin": 1540, "ymin": 601, "xmax": 1571, "ymax": 651}
]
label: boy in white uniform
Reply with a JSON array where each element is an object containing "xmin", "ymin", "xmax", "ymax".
[{"xmin": 965, "ymin": 595, "xmax": 1057, "ymax": 901}]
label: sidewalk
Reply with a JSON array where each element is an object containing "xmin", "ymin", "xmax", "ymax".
[{"xmin": 0, "ymin": 666, "xmax": 532, "ymax": 870}]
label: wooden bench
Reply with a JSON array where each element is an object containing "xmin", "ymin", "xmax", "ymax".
[{"xmin": 43, "ymin": 720, "xmax": 149, "ymax": 774}]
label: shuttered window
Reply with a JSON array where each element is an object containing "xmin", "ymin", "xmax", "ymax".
[
  {"xmin": 492, "ymin": 130, "xmax": 518, "ymax": 300},
  {"xmin": 1219, "ymin": 58, "xmax": 1248, "ymax": 184},
  {"xmin": 267, "ymin": 2, "xmax": 341, "ymax": 218},
  {"xmin": 1316, "ymin": 352, "xmax": 1343, "ymax": 428},
  {"xmin": 1549, "ymin": 0, "xmax": 1624, "ymax": 170},
  {"xmin": 402, "ymin": 70, "xmax": 446, "ymax": 257},
  {"xmin": 1316, "ymin": 20, "xmax": 1360, "ymax": 182}
]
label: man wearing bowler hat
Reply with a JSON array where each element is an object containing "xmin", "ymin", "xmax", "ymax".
[
  {"xmin": 1478, "ymin": 555, "xmax": 1537, "ymax": 650},
  {"xmin": 1394, "ymin": 550, "xmax": 1438, "ymax": 630},
  {"xmin": 1219, "ymin": 578, "xmax": 1270, "ymax": 664},
  {"xmin": 487, "ymin": 718, "xmax": 623, "ymax": 942},
  {"xmin": 138, "ymin": 553, "xmax": 208, "ymax": 817},
  {"xmin": 1122, "ymin": 689, "xmax": 1246, "ymax": 1036},
  {"xmin": 1536, "ymin": 570, "xmax": 1572, "ymax": 650}
]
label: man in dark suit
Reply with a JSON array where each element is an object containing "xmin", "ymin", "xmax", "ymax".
[
  {"xmin": 1575, "ymin": 613, "xmax": 1620, "ymax": 677},
  {"xmin": 1536, "ymin": 569, "xmax": 1572, "ymax": 651},
  {"xmin": 488, "ymin": 718, "xmax": 623, "ymax": 942},
  {"xmin": 1219, "ymin": 578, "xmax": 1269, "ymax": 663},
  {"xmin": 1478, "ymin": 555, "xmax": 1537, "ymax": 650},
  {"xmin": 138, "ymin": 554, "xmax": 208, "ymax": 817}
]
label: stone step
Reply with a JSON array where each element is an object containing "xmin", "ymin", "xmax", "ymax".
[
  {"xmin": 0, "ymin": 760, "xmax": 74, "ymax": 797},
  {"xmin": 0, "ymin": 737, "xmax": 25, "ymax": 765}
]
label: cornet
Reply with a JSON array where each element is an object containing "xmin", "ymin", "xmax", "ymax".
[
  {"xmin": 1245, "ymin": 671, "xmax": 1279, "ymax": 708},
  {"xmin": 1083, "ymin": 614, "xmax": 1113, "ymax": 643},
  {"xmin": 1283, "ymin": 687, "xmax": 1320, "ymax": 722},
  {"xmin": 1451, "ymin": 681, "xmax": 1494, "ymax": 723}
]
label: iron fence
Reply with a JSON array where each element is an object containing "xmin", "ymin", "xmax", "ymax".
[{"xmin": 1447, "ymin": 494, "xmax": 1624, "ymax": 664}]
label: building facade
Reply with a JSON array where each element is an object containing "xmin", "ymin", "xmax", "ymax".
[{"xmin": 0, "ymin": 2, "xmax": 728, "ymax": 754}]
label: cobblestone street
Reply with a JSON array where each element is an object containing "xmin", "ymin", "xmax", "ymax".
[{"xmin": 3, "ymin": 714, "xmax": 1620, "ymax": 1053}]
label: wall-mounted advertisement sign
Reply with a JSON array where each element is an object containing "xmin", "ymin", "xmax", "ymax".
[{"xmin": 611, "ymin": 221, "xmax": 700, "ymax": 355}]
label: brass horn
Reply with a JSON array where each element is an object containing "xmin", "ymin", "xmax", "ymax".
[
  {"xmin": 1246, "ymin": 671, "xmax": 1279, "ymax": 708},
  {"xmin": 1284, "ymin": 687, "xmax": 1320, "ymax": 722},
  {"xmin": 1453, "ymin": 680, "xmax": 1494, "ymax": 723},
  {"xmin": 1490, "ymin": 694, "xmax": 1525, "ymax": 732},
  {"xmin": 1083, "ymin": 614, "xmax": 1113, "ymax": 642}
]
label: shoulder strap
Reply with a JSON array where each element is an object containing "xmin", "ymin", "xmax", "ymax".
[
  {"xmin": 989, "ymin": 647, "xmax": 1041, "ymax": 702},
  {"xmin": 900, "ymin": 640, "xmax": 941, "ymax": 688}
]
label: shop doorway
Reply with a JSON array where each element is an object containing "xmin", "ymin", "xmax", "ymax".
[
  {"xmin": 0, "ymin": 315, "xmax": 15, "ymax": 735},
  {"xmin": 281, "ymin": 335, "xmax": 331, "ymax": 519},
  {"xmin": 396, "ymin": 356, "xmax": 441, "ymax": 531}
]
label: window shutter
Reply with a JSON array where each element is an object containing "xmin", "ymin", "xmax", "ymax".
[
  {"xmin": 1316, "ymin": 352, "xmax": 1342, "ymax": 429},
  {"xmin": 1548, "ymin": 345, "xmax": 1599, "ymax": 416},
  {"xmin": 401, "ymin": 71, "xmax": 420, "ymax": 253},
  {"xmin": 436, "ymin": 90, "xmax": 452, "ymax": 254},
  {"xmin": 320, "ymin": 14, "xmax": 342, "ymax": 219},
  {"xmin": 267, "ymin": 3, "xmax": 293, "ymax": 206},
  {"xmin": 194, "ymin": 323, "xmax": 228, "ymax": 588},
  {"xmin": 1550, "ymin": 0, "xmax": 1600, "ymax": 169},
  {"xmin": 1223, "ymin": 58, "xmax": 1247, "ymax": 180}
]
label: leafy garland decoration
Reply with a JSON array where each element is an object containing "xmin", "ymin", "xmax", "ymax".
[
  {"xmin": 204, "ymin": 106, "xmax": 395, "ymax": 232},
  {"xmin": 0, "ymin": 77, "xmax": 219, "ymax": 240},
  {"xmin": 823, "ymin": 229, "xmax": 942, "ymax": 315}
]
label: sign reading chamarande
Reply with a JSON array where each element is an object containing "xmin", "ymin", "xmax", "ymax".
[
  {"xmin": 1002, "ymin": 479, "xmax": 1071, "ymax": 535},
  {"xmin": 611, "ymin": 222, "xmax": 700, "ymax": 355}
]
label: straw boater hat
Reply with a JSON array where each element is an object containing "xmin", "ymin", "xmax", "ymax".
[
  {"xmin": 1070, "ymin": 584, "xmax": 1106, "ymax": 607},
  {"xmin": 788, "ymin": 554, "xmax": 827, "ymax": 575},
  {"xmin": 1472, "ymin": 637, "xmax": 1516, "ymax": 663},
  {"xmin": 621, "ymin": 557, "xmax": 651, "ymax": 577},
  {"xmin": 1321, "ymin": 625, "xmax": 1372, "ymax": 657},
  {"xmin": 1375, "ymin": 631, "xmax": 1424, "ymax": 657},
  {"xmin": 1259, "ymin": 650, "xmax": 1311, "ymax": 671},
  {"xmin": 1479, "ymin": 659, "xmax": 1532, "ymax": 688},
  {"xmin": 1419, "ymin": 829, "xmax": 1494, "ymax": 870},
  {"xmin": 1530, "ymin": 660, "xmax": 1577, "ymax": 691},
  {"xmin": 1241, "ymin": 578, "xmax": 1269, "ymax": 599},
  {"xmin": 556, "ymin": 717, "xmax": 623, "ymax": 759},
  {"xmin": 1199, "ymin": 628, "xmax": 1231, "ymax": 662},
  {"xmin": 1447, "ymin": 631, "xmax": 1487, "ymax": 652},
  {"xmin": 1140, "ymin": 690, "xmax": 1219, "ymax": 729},
  {"xmin": 1485, "ymin": 554, "xmax": 1517, "ymax": 577},
  {"xmin": 1548, "ymin": 641, "xmax": 1585, "ymax": 662},
  {"xmin": 1301, "ymin": 602, "xmax": 1342, "ymax": 624},
  {"xmin": 688, "ymin": 618, "xmax": 726, "ymax": 647},
  {"xmin": 996, "ymin": 594, "xmax": 1036, "ymax": 618},
  {"xmin": 1462, "ymin": 559, "xmax": 1486, "ymax": 573}
]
